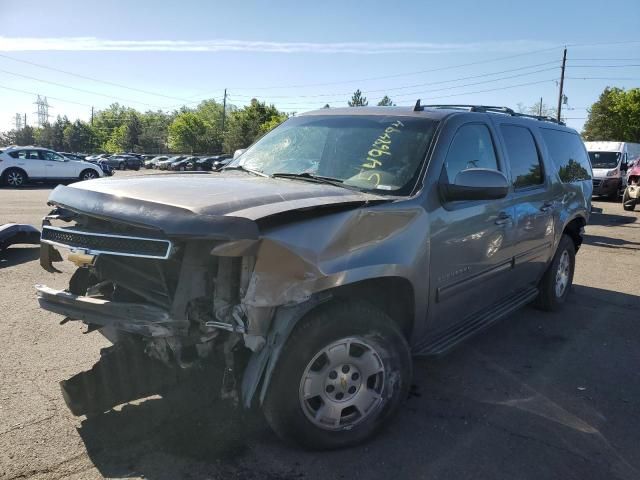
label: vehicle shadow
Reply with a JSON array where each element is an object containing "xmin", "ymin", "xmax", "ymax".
[
  {"xmin": 75, "ymin": 285, "xmax": 640, "ymax": 480},
  {"xmin": 583, "ymin": 233, "xmax": 640, "ymax": 251},
  {"xmin": 588, "ymin": 210, "xmax": 637, "ymax": 227},
  {"xmin": 0, "ymin": 246, "xmax": 40, "ymax": 268}
]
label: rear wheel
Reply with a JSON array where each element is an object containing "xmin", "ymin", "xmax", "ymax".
[
  {"xmin": 622, "ymin": 189, "xmax": 636, "ymax": 211},
  {"xmin": 263, "ymin": 301, "xmax": 411, "ymax": 450},
  {"xmin": 3, "ymin": 168, "xmax": 27, "ymax": 188},
  {"xmin": 79, "ymin": 169, "xmax": 98, "ymax": 181},
  {"xmin": 537, "ymin": 234, "xmax": 575, "ymax": 311}
]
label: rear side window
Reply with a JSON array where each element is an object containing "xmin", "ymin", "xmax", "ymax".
[
  {"xmin": 501, "ymin": 125, "xmax": 543, "ymax": 189},
  {"xmin": 541, "ymin": 129, "xmax": 592, "ymax": 182},
  {"xmin": 444, "ymin": 123, "xmax": 498, "ymax": 183}
]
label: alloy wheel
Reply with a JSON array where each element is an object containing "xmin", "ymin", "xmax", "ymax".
[
  {"xmin": 555, "ymin": 250, "xmax": 571, "ymax": 297},
  {"xmin": 299, "ymin": 337, "xmax": 385, "ymax": 431}
]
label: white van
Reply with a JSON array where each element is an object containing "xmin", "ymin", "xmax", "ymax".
[{"xmin": 585, "ymin": 141, "xmax": 640, "ymax": 199}]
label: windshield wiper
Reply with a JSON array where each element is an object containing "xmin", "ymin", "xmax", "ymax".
[
  {"xmin": 271, "ymin": 172, "xmax": 360, "ymax": 190},
  {"xmin": 222, "ymin": 164, "xmax": 268, "ymax": 177}
]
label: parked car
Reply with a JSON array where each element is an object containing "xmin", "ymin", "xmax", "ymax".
[
  {"xmin": 622, "ymin": 157, "xmax": 640, "ymax": 211},
  {"xmin": 585, "ymin": 141, "xmax": 640, "ymax": 199},
  {"xmin": 35, "ymin": 104, "xmax": 592, "ymax": 450},
  {"xmin": 144, "ymin": 156, "xmax": 169, "ymax": 169},
  {"xmin": 156, "ymin": 155, "xmax": 185, "ymax": 170},
  {"xmin": 0, "ymin": 146, "xmax": 103, "ymax": 187},
  {"xmin": 169, "ymin": 156, "xmax": 198, "ymax": 171},
  {"xmin": 85, "ymin": 153, "xmax": 109, "ymax": 162},
  {"xmin": 196, "ymin": 154, "xmax": 233, "ymax": 171},
  {"xmin": 100, "ymin": 155, "xmax": 142, "ymax": 171},
  {"xmin": 59, "ymin": 152, "xmax": 87, "ymax": 161}
]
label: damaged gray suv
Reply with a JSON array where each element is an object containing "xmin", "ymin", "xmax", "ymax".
[{"xmin": 36, "ymin": 104, "xmax": 592, "ymax": 449}]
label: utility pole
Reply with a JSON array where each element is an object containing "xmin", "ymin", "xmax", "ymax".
[
  {"xmin": 221, "ymin": 88, "xmax": 227, "ymax": 134},
  {"xmin": 539, "ymin": 97, "xmax": 543, "ymax": 117},
  {"xmin": 557, "ymin": 47, "xmax": 567, "ymax": 123},
  {"xmin": 91, "ymin": 106, "xmax": 94, "ymax": 126},
  {"xmin": 24, "ymin": 113, "xmax": 27, "ymax": 127}
]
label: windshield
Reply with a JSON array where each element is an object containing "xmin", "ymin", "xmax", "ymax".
[
  {"xmin": 589, "ymin": 151, "xmax": 620, "ymax": 169},
  {"xmin": 232, "ymin": 114, "xmax": 438, "ymax": 194}
]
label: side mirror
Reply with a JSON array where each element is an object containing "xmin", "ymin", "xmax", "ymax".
[{"xmin": 440, "ymin": 168, "xmax": 509, "ymax": 202}]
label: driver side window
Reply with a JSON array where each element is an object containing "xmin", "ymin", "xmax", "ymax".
[{"xmin": 444, "ymin": 124, "xmax": 498, "ymax": 183}]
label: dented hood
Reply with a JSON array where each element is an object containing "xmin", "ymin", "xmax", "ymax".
[{"xmin": 47, "ymin": 172, "xmax": 388, "ymax": 239}]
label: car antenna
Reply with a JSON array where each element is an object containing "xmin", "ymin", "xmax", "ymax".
[{"xmin": 413, "ymin": 99, "xmax": 422, "ymax": 111}]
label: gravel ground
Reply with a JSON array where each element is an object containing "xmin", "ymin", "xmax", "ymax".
[{"xmin": 1, "ymin": 171, "xmax": 639, "ymax": 480}]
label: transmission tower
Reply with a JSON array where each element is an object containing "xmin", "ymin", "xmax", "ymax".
[
  {"xmin": 14, "ymin": 113, "xmax": 24, "ymax": 130},
  {"xmin": 34, "ymin": 95, "xmax": 50, "ymax": 126}
]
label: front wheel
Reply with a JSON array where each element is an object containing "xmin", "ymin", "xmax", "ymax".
[
  {"xmin": 537, "ymin": 234, "xmax": 576, "ymax": 311},
  {"xmin": 263, "ymin": 301, "xmax": 412, "ymax": 450},
  {"xmin": 79, "ymin": 169, "xmax": 98, "ymax": 181},
  {"xmin": 118, "ymin": 162, "xmax": 126, "ymax": 170}
]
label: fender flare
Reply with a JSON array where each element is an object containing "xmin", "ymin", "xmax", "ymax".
[{"xmin": 240, "ymin": 292, "xmax": 332, "ymax": 409}]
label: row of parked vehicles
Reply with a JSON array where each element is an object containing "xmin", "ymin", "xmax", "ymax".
[
  {"xmin": 144, "ymin": 154, "xmax": 233, "ymax": 171},
  {"xmin": 0, "ymin": 149, "xmax": 237, "ymax": 187},
  {"xmin": 585, "ymin": 141, "xmax": 640, "ymax": 211}
]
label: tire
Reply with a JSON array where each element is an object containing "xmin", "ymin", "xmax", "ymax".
[
  {"xmin": 622, "ymin": 189, "xmax": 636, "ymax": 211},
  {"xmin": 263, "ymin": 300, "xmax": 412, "ymax": 450},
  {"xmin": 3, "ymin": 168, "xmax": 27, "ymax": 188},
  {"xmin": 118, "ymin": 162, "xmax": 126, "ymax": 171},
  {"xmin": 537, "ymin": 234, "xmax": 576, "ymax": 311},
  {"xmin": 79, "ymin": 169, "xmax": 98, "ymax": 181}
]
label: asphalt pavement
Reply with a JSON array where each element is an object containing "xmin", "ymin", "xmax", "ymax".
[{"xmin": 1, "ymin": 171, "xmax": 639, "ymax": 480}]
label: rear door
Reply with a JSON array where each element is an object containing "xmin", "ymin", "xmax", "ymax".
[
  {"xmin": 497, "ymin": 123, "xmax": 554, "ymax": 289},
  {"xmin": 9, "ymin": 149, "xmax": 47, "ymax": 178}
]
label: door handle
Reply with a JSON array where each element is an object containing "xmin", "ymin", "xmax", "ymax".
[
  {"xmin": 495, "ymin": 212, "xmax": 512, "ymax": 225},
  {"xmin": 540, "ymin": 201, "xmax": 554, "ymax": 213}
]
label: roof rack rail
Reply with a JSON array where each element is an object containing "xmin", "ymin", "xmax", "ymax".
[{"xmin": 413, "ymin": 101, "xmax": 565, "ymax": 125}]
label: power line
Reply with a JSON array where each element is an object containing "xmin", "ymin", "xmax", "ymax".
[
  {"xmin": 229, "ymin": 61, "xmax": 560, "ymax": 99},
  {"xmin": 208, "ymin": 46, "xmax": 564, "ymax": 94},
  {"xmin": 234, "ymin": 70, "xmax": 559, "ymax": 106},
  {"xmin": 0, "ymin": 52, "xmax": 197, "ymax": 104},
  {"xmin": 0, "ymin": 83, "xmax": 92, "ymax": 107},
  {"xmin": 0, "ymin": 68, "xmax": 169, "ymax": 109}
]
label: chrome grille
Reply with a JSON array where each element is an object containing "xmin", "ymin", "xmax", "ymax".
[{"xmin": 41, "ymin": 226, "xmax": 171, "ymax": 259}]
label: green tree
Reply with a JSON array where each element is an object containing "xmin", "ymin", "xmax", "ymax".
[
  {"xmin": 168, "ymin": 111, "xmax": 208, "ymax": 153},
  {"xmin": 104, "ymin": 124, "xmax": 128, "ymax": 153},
  {"xmin": 138, "ymin": 110, "xmax": 174, "ymax": 153},
  {"xmin": 582, "ymin": 87, "xmax": 640, "ymax": 142},
  {"xmin": 14, "ymin": 126, "xmax": 35, "ymax": 145},
  {"xmin": 377, "ymin": 95, "xmax": 395, "ymax": 106},
  {"xmin": 124, "ymin": 113, "xmax": 142, "ymax": 151},
  {"xmin": 223, "ymin": 99, "xmax": 284, "ymax": 152},
  {"xmin": 259, "ymin": 111, "xmax": 289, "ymax": 135},
  {"xmin": 63, "ymin": 120, "xmax": 98, "ymax": 152},
  {"xmin": 348, "ymin": 89, "xmax": 368, "ymax": 107}
]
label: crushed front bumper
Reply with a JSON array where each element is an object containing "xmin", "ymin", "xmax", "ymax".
[{"xmin": 35, "ymin": 285, "xmax": 188, "ymax": 337}]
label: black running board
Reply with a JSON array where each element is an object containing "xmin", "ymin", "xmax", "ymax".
[{"xmin": 415, "ymin": 286, "xmax": 539, "ymax": 356}]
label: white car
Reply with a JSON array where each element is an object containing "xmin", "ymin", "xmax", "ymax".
[{"xmin": 0, "ymin": 146, "xmax": 103, "ymax": 187}]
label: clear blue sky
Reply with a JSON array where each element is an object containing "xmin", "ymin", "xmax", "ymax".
[{"xmin": 0, "ymin": 0, "xmax": 639, "ymax": 132}]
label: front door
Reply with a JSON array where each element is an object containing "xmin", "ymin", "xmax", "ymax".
[
  {"xmin": 428, "ymin": 122, "xmax": 517, "ymax": 337},
  {"xmin": 40, "ymin": 150, "xmax": 78, "ymax": 179}
]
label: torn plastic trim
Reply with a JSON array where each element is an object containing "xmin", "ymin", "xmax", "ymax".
[
  {"xmin": 0, "ymin": 223, "xmax": 40, "ymax": 251},
  {"xmin": 241, "ymin": 293, "xmax": 331, "ymax": 408},
  {"xmin": 35, "ymin": 284, "xmax": 188, "ymax": 337},
  {"xmin": 47, "ymin": 185, "xmax": 260, "ymax": 240}
]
